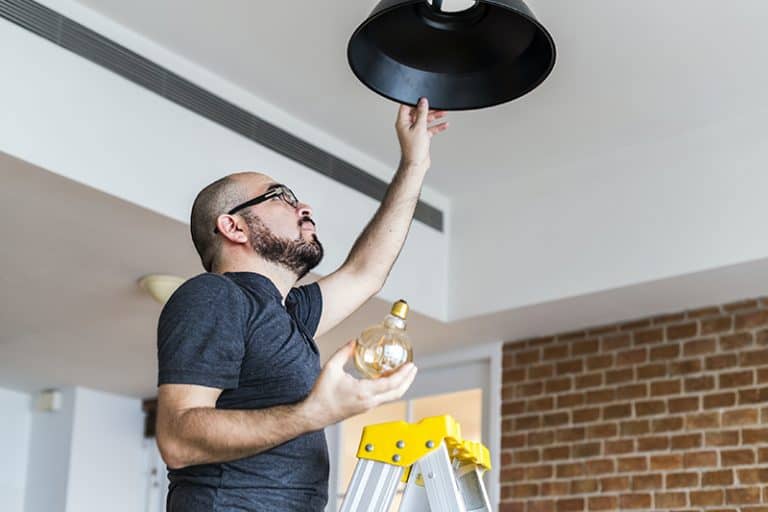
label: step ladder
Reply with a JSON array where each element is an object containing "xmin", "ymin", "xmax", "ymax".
[{"xmin": 339, "ymin": 415, "xmax": 492, "ymax": 512}]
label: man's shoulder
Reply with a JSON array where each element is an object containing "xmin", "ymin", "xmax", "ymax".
[{"xmin": 163, "ymin": 273, "xmax": 245, "ymax": 313}]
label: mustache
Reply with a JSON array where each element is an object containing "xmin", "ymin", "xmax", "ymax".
[{"xmin": 298, "ymin": 216, "xmax": 316, "ymax": 228}]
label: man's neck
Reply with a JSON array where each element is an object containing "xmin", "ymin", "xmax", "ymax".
[{"xmin": 216, "ymin": 258, "xmax": 298, "ymax": 304}]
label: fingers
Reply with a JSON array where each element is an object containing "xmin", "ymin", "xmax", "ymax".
[
  {"xmin": 414, "ymin": 97, "xmax": 429, "ymax": 127},
  {"xmin": 360, "ymin": 363, "xmax": 417, "ymax": 404},
  {"xmin": 427, "ymin": 121, "xmax": 450, "ymax": 138},
  {"xmin": 374, "ymin": 365, "xmax": 418, "ymax": 404}
]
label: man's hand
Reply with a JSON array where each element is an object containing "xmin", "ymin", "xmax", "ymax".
[
  {"xmin": 396, "ymin": 97, "xmax": 449, "ymax": 171},
  {"xmin": 303, "ymin": 341, "xmax": 418, "ymax": 427}
]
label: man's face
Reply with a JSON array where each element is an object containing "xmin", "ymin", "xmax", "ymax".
[{"xmin": 238, "ymin": 175, "xmax": 323, "ymax": 279}]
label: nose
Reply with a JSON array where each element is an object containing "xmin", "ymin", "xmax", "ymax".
[{"xmin": 297, "ymin": 202, "xmax": 313, "ymax": 218}]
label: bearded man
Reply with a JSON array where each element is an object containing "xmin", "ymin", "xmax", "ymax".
[{"xmin": 154, "ymin": 99, "xmax": 448, "ymax": 511}]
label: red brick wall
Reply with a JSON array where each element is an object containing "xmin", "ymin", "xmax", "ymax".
[{"xmin": 500, "ymin": 297, "xmax": 768, "ymax": 511}]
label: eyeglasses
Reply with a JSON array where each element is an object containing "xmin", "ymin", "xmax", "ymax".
[{"xmin": 213, "ymin": 184, "xmax": 299, "ymax": 233}]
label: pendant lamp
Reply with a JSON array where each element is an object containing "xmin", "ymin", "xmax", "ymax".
[{"xmin": 348, "ymin": 0, "xmax": 556, "ymax": 110}]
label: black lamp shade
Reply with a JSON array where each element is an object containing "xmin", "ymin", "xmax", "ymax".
[{"xmin": 348, "ymin": 0, "xmax": 556, "ymax": 110}]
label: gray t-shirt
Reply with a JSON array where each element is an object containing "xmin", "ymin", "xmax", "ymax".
[{"xmin": 157, "ymin": 271, "xmax": 327, "ymax": 511}]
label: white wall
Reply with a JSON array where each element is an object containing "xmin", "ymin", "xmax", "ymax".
[
  {"xmin": 450, "ymin": 109, "xmax": 768, "ymax": 319},
  {"xmin": 0, "ymin": 8, "xmax": 450, "ymax": 321},
  {"xmin": 24, "ymin": 387, "xmax": 76, "ymax": 512},
  {"xmin": 0, "ymin": 388, "xmax": 31, "ymax": 512},
  {"xmin": 66, "ymin": 388, "xmax": 145, "ymax": 512}
]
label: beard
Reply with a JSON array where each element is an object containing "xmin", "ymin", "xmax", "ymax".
[{"xmin": 242, "ymin": 211, "xmax": 324, "ymax": 280}]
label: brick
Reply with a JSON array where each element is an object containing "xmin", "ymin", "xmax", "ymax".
[
  {"xmin": 605, "ymin": 439, "xmax": 634, "ymax": 455},
  {"xmin": 667, "ymin": 322, "xmax": 698, "ymax": 340},
  {"xmin": 588, "ymin": 496, "xmax": 617, "ymax": 511},
  {"xmin": 667, "ymin": 472, "xmax": 699, "ymax": 488},
  {"xmin": 621, "ymin": 420, "xmax": 651, "ymax": 436},
  {"xmin": 758, "ymin": 329, "xmax": 768, "ymax": 345},
  {"xmin": 734, "ymin": 310, "xmax": 768, "ymax": 330},
  {"xmin": 721, "ymin": 332, "xmax": 754, "ymax": 351},
  {"xmin": 556, "ymin": 427, "xmax": 585, "ymax": 443},
  {"xmin": 702, "ymin": 469, "xmax": 734, "ymax": 486},
  {"xmin": 526, "ymin": 465, "xmax": 554, "ymax": 480},
  {"xmin": 514, "ymin": 449, "xmax": 540, "ymax": 464},
  {"xmin": 740, "ymin": 349, "xmax": 768, "ymax": 367},
  {"xmin": 603, "ymin": 404, "xmax": 632, "ymax": 420},
  {"xmin": 617, "ymin": 348, "xmax": 647, "ymax": 366},
  {"xmin": 508, "ymin": 483, "xmax": 538, "ymax": 498},
  {"xmin": 671, "ymin": 433, "xmax": 702, "ymax": 450},
  {"xmin": 556, "ymin": 393, "xmax": 585, "ymax": 409},
  {"xmin": 572, "ymin": 442, "xmax": 601, "ymax": 459},
  {"xmin": 503, "ymin": 367, "xmax": 527, "ymax": 383},
  {"xmin": 633, "ymin": 328, "xmax": 663, "ymax": 345},
  {"xmin": 725, "ymin": 487, "xmax": 761, "ymax": 505},
  {"xmin": 558, "ymin": 330, "xmax": 587, "ymax": 342},
  {"xmin": 619, "ymin": 493, "xmax": 651, "ymax": 509},
  {"xmin": 572, "ymin": 339, "xmax": 599, "ymax": 356},
  {"xmin": 602, "ymin": 333, "xmax": 631, "ymax": 351},
  {"xmin": 704, "ymin": 392, "xmax": 736, "ymax": 409},
  {"xmin": 529, "ymin": 364, "xmax": 555, "ymax": 380},
  {"xmin": 516, "ymin": 349, "xmax": 541, "ymax": 365},
  {"xmin": 621, "ymin": 318, "xmax": 652, "ymax": 331},
  {"xmin": 737, "ymin": 468, "xmax": 768, "ymax": 484},
  {"xmin": 606, "ymin": 369, "xmax": 633, "ymax": 385},
  {"xmin": 653, "ymin": 312, "xmax": 685, "ymax": 324},
  {"xmin": 650, "ymin": 454, "xmax": 683, "ymax": 471},
  {"xmin": 687, "ymin": 306, "xmax": 722, "ymax": 318},
  {"xmin": 586, "ymin": 354, "xmax": 613, "ymax": 371},
  {"xmin": 706, "ymin": 353, "xmax": 738, "ymax": 370},
  {"xmin": 701, "ymin": 315, "xmax": 733, "ymax": 334},
  {"xmin": 742, "ymin": 428, "xmax": 768, "ymax": 444},
  {"xmin": 543, "ymin": 412, "xmax": 569, "ymax": 427},
  {"xmin": 556, "ymin": 462, "xmax": 585, "ymax": 478},
  {"xmin": 618, "ymin": 457, "xmax": 647, "ymax": 473},
  {"xmin": 685, "ymin": 375, "xmax": 715, "ymax": 393},
  {"xmin": 545, "ymin": 377, "xmax": 572, "ymax": 394},
  {"xmin": 686, "ymin": 412, "xmax": 720, "ymax": 430},
  {"xmin": 556, "ymin": 359, "xmax": 583, "ymax": 375},
  {"xmin": 720, "ymin": 370, "xmax": 754, "ymax": 389},
  {"xmin": 617, "ymin": 383, "xmax": 647, "ymax": 399},
  {"xmin": 651, "ymin": 379, "xmax": 682, "ymax": 396},
  {"xmin": 738, "ymin": 387, "xmax": 768, "ymax": 405},
  {"xmin": 587, "ymin": 423, "xmax": 617, "ymax": 439},
  {"xmin": 650, "ymin": 344, "xmax": 680, "ymax": 361},
  {"xmin": 690, "ymin": 489, "xmax": 724, "ymax": 506},
  {"xmin": 632, "ymin": 474, "xmax": 662, "ymax": 490},
  {"xmin": 542, "ymin": 446, "xmax": 570, "ymax": 461},
  {"xmin": 573, "ymin": 408, "xmax": 600, "ymax": 424},
  {"xmin": 585, "ymin": 459, "xmax": 614, "ymax": 475},
  {"xmin": 502, "ymin": 400, "xmax": 526, "ymax": 416},
  {"xmin": 575, "ymin": 373, "xmax": 602, "ymax": 389},
  {"xmin": 600, "ymin": 476, "xmax": 629, "ymax": 492},
  {"xmin": 518, "ymin": 382, "xmax": 545, "ymax": 397},
  {"xmin": 654, "ymin": 492, "xmax": 686, "ymax": 508},
  {"xmin": 635, "ymin": 400, "xmax": 665, "ymax": 417},
  {"xmin": 543, "ymin": 345, "xmax": 568, "ymax": 361},
  {"xmin": 722, "ymin": 408, "xmax": 759, "ymax": 426},
  {"xmin": 570, "ymin": 478, "xmax": 598, "ymax": 494},
  {"xmin": 528, "ymin": 431, "xmax": 555, "ymax": 446},
  {"xmin": 706, "ymin": 430, "xmax": 740, "ymax": 447},
  {"xmin": 637, "ymin": 436, "xmax": 669, "ymax": 452},
  {"xmin": 723, "ymin": 299, "xmax": 759, "ymax": 312},
  {"xmin": 636, "ymin": 363, "xmax": 666, "ymax": 380},
  {"xmin": 652, "ymin": 416, "xmax": 683, "ymax": 433},
  {"xmin": 502, "ymin": 435, "xmax": 526, "ymax": 450},
  {"xmin": 684, "ymin": 450, "xmax": 717, "ymax": 468},
  {"xmin": 555, "ymin": 498, "xmax": 583, "ymax": 511},
  {"xmin": 760, "ymin": 448, "xmax": 768, "ymax": 463},
  {"xmin": 721, "ymin": 449, "xmax": 756, "ymax": 466},
  {"xmin": 587, "ymin": 324, "xmax": 619, "ymax": 336},
  {"xmin": 501, "ymin": 466, "xmax": 525, "ymax": 481},
  {"xmin": 527, "ymin": 396, "xmax": 555, "ymax": 412},
  {"xmin": 669, "ymin": 396, "xmax": 700, "ymax": 413},
  {"xmin": 515, "ymin": 415, "xmax": 541, "ymax": 430},
  {"xmin": 669, "ymin": 358, "xmax": 703, "ymax": 375},
  {"xmin": 541, "ymin": 481, "xmax": 569, "ymax": 495}
]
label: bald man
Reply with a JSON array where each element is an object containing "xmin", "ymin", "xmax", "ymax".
[{"xmin": 155, "ymin": 99, "xmax": 448, "ymax": 512}]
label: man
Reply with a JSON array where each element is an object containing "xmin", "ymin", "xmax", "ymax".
[{"xmin": 155, "ymin": 98, "xmax": 449, "ymax": 511}]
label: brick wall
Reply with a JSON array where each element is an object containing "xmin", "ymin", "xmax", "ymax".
[{"xmin": 500, "ymin": 297, "xmax": 768, "ymax": 511}]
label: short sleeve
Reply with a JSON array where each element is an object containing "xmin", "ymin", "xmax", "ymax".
[
  {"xmin": 286, "ymin": 282, "xmax": 323, "ymax": 337},
  {"xmin": 157, "ymin": 273, "xmax": 246, "ymax": 389}
]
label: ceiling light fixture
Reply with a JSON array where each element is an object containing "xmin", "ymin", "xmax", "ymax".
[
  {"xmin": 138, "ymin": 274, "xmax": 186, "ymax": 305},
  {"xmin": 348, "ymin": 0, "xmax": 556, "ymax": 110}
]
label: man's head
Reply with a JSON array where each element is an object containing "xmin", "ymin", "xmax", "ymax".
[{"xmin": 190, "ymin": 172, "xmax": 323, "ymax": 278}]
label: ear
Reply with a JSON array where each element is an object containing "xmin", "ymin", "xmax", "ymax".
[{"xmin": 215, "ymin": 214, "xmax": 249, "ymax": 244}]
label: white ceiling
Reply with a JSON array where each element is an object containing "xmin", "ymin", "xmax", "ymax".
[{"xmin": 3, "ymin": 0, "xmax": 768, "ymax": 398}]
